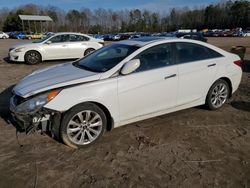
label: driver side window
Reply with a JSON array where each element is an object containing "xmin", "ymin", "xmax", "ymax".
[
  {"xmin": 134, "ymin": 43, "xmax": 174, "ymax": 73},
  {"xmin": 49, "ymin": 35, "xmax": 69, "ymax": 43}
]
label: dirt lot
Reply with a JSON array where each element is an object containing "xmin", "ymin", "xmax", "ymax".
[{"xmin": 0, "ymin": 38, "xmax": 250, "ymax": 188}]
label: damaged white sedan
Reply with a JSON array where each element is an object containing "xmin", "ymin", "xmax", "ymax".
[{"xmin": 10, "ymin": 37, "xmax": 242, "ymax": 148}]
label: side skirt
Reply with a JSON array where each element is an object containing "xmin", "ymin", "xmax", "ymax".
[{"xmin": 116, "ymin": 98, "xmax": 205, "ymax": 128}]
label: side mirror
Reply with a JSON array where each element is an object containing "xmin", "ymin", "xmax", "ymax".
[
  {"xmin": 45, "ymin": 41, "xmax": 52, "ymax": 44},
  {"xmin": 121, "ymin": 59, "xmax": 140, "ymax": 75}
]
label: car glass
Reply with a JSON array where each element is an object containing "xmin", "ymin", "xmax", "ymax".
[
  {"xmin": 175, "ymin": 42, "xmax": 223, "ymax": 63},
  {"xmin": 134, "ymin": 43, "xmax": 174, "ymax": 72},
  {"xmin": 50, "ymin": 34, "xmax": 69, "ymax": 43},
  {"xmin": 75, "ymin": 44, "xmax": 139, "ymax": 72}
]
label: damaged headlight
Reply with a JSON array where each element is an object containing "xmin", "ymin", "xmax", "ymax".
[{"xmin": 15, "ymin": 90, "xmax": 60, "ymax": 114}]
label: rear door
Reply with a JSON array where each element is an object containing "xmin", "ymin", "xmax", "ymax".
[
  {"xmin": 174, "ymin": 42, "xmax": 223, "ymax": 105},
  {"xmin": 68, "ymin": 34, "xmax": 90, "ymax": 58}
]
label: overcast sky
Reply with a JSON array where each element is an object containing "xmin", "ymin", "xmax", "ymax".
[{"xmin": 0, "ymin": 0, "xmax": 220, "ymax": 11}]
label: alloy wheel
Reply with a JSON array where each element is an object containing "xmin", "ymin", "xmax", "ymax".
[
  {"xmin": 210, "ymin": 83, "xmax": 228, "ymax": 108},
  {"xmin": 27, "ymin": 52, "xmax": 40, "ymax": 64},
  {"xmin": 66, "ymin": 110, "xmax": 103, "ymax": 145}
]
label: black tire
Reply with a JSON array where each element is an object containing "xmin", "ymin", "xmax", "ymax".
[
  {"xmin": 60, "ymin": 103, "xmax": 107, "ymax": 149},
  {"xmin": 84, "ymin": 48, "xmax": 95, "ymax": 56},
  {"xmin": 206, "ymin": 79, "xmax": 230, "ymax": 110},
  {"xmin": 24, "ymin": 50, "xmax": 42, "ymax": 65}
]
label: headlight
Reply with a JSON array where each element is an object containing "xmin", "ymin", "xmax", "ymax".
[
  {"xmin": 15, "ymin": 90, "xmax": 60, "ymax": 114},
  {"xmin": 14, "ymin": 47, "xmax": 25, "ymax": 52}
]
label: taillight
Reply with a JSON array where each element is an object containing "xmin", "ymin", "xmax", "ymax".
[{"xmin": 233, "ymin": 60, "xmax": 241, "ymax": 67}]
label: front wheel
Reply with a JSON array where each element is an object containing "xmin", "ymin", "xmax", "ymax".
[
  {"xmin": 206, "ymin": 79, "xmax": 230, "ymax": 110},
  {"xmin": 24, "ymin": 51, "xmax": 42, "ymax": 65},
  {"xmin": 60, "ymin": 103, "xmax": 107, "ymax": 148}
]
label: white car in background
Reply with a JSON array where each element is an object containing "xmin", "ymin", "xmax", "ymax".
[
  {"xmin": 243, "ymin": 31, "xmax": 250, "ymax": 37},
  {"xmin": 0, "ymin": 31, "xmax": 9, "ymax": 39},
  {"xmin": 9, "ymin": 32, "xmax": 104, "ymax": 64},
  {"xmin": 10, "ymin": 37, "xmax": 242, "ymax": 148}
]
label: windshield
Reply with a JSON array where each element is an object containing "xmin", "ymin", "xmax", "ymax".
[
  {"xmin": 74, "ymin": 44, "xmax": 140, "ymax": 72},
  {"xmin": 32, "ymin": 35, "xmax": 53, "ymax": 43}
]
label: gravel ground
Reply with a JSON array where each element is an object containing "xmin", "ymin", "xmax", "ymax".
[{"xmin": 0, "ymin": 38, "xmax": 250, "ymax": 188}]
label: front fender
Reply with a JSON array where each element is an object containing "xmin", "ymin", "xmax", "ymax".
[
  {"xmin": 23, "ymin": 47, "xmax": 45, "ymax": 61},
  {"xmin": 44, "ymin": 77, "xmax": 120, "ymax": 125}
]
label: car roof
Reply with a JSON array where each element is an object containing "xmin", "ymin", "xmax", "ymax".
[
  {"xmin": 54, "ymin": 32, "xmax": 89, "ymax": 36},
  {"xmin": 117, "ymin": 37, "xmax": 176, "ymax": 47}
]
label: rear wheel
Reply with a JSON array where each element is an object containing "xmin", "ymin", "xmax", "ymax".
[
  {"xmin": 60, "ymin": 103, "xmax": 107, "ymax": 148},
  {"xmin": 206, "ymin": 79, "xmax": 229, "ymax": 110},
  {"xmin": 84, "ymin": 48, "xmax": 95, "ymax": 56},
  {"xmin": 24, "ymin": 51, "xmax": 41, "ymax": 65}
]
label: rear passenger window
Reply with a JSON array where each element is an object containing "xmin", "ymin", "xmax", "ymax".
[
  {"xmin": 183, "ymin": 35, "xmax": 191, "ymax": 39},
  {"xmin": 69, "ymin": 35, "xmax": 89, "ymax": 42},
  {"xmin": 191, "ymin": 35, "xmax": 199, "ymax": 40},
  {"xmin": 134, "ymin": 43, "xmax": 174, "ymax": 72},
  {"xmin": 175, "ymin": 42, "xmax": 223, "ymax": 64}
]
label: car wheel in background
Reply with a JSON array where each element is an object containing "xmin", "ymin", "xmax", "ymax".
[
  {"xmin": 60, "ymin": 103, "xmax": 107, "ymax": 148},
  {"xmin": 84, "ymin": 48, "xmax": 95, "ymax": 56},
  {"xmin": 206, "ymin": 79, "xmax": 230, "ymax": 110},
  {"xmin": 3, "ymin": 36, "xmax": 6, "ymax": 39},
  {"xmin": 24, "ymin": 50, "xmax": 42, "ymax": 65}
]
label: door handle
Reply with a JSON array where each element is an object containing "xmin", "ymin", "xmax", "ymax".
[
  {"xmin": 164, "ymin": 74, "xmax": 177, "ymax": 79},
  {"xmin": 207, "ymin": 63, "xmax": 216, "ymax": 67},
  {"xmin": 62, "ymin": 45, "xmax": 67, "ymax": 47}
]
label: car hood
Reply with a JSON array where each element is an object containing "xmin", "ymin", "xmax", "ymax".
[
  {"xmin": 10, "ymin": 42, "xmax": 39, "ymax": 50},
  {"xmin": 13, "ymin": 62, "xmax": 101, "ymax": 98}
]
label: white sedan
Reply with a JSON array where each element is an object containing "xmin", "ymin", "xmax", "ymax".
[
  {"xmin": 0, "ymin": 31, "xmax": 9, "ymax": 39},
  {"xmin": 10, "ymin": 37, "xmax": 242, "ymax": 148},
  {"xmin": 9, "ymin": 32, "xmax": 104, "ymax": 64}
]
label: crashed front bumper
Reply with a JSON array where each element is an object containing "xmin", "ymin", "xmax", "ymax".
[
  {"xmin": 10, "ymin": 108, "xmax": 51, "ymax": 133},
  {"xmin": 10, "ymin": 95, "xmax": 60, "ymax": 134}
]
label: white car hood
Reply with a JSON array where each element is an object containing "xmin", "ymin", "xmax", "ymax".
[
  {"xmin": 13, "ymin": 62, "xmax": 101, "ymax": 98},
  {"xmin": 10, "ymin": 42, "xmax": 40, "ymax": 50}
]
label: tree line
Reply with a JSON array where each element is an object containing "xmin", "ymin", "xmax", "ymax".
[{"xmin": 0, "ymin": 0, "xmax": 249, "ymax": 34}]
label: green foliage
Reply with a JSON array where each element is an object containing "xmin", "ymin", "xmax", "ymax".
[
  {"xmin": 89, "ymin": 25, "xmax": 102, "ymax": 34},
  {"xmin": 3, "ymin": 11, "xmax": 22, "ymax": 31},
  {"xmin": 1, "ymin": 0, "xmax": 250, "ymax": 33},
  {"xmin": 230, "ymin": 0, "xmax": 250, "ymax": 28},
  {"xmin": 204, "ymin": 0, "xmax": 249, "ymax": 29}
]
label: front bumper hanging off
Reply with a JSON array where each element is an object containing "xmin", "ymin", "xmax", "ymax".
[
  {"xmin": 10, "ymin": 108, "xmax": 51, "ymax": 133},
  {"xmin": 10, "ymin": 94, "xmax": 61, "ymax": 135}
]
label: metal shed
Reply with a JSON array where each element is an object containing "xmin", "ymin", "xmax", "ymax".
[{"xmin": 19, "ymin": 15, "xmax": 53, "ymax": 33}]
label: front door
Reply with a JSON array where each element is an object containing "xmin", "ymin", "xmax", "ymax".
[
  {"xmin": 43, "ymin": 34, "xmax": 70, "ymax": 60},
  {"xmin": 118, "ymin": 43, "xmax": 178, "ymax": 122}
]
